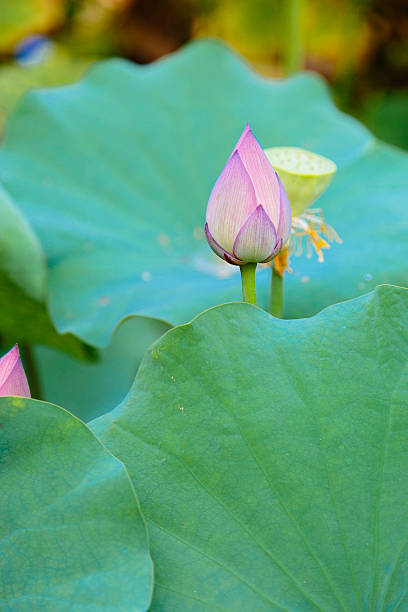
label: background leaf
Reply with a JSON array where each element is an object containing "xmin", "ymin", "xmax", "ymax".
[
  {"xmin": 0, "ymin": 274, "xmax": 95, "ymax": 363},
  {"xmin": 0, "ymin": 186, "xmax": 93, "ymax": 362},
  {"xmin": 359, "ymin": 91, "xmax": 408, "ymax": 151},
  {"xmin": 33, "ymin": 316, "xmax": 169, "ymax": 421},
  {"xmin": 0, "ymin": 397, "xmax": 153, "ymax": 611},
  {"xmin": 0, "ymin": 183, "xmax": 44, "ymax": 300},
  {"xmin": 94, "ymin": 285, "xmax": 408, "ymax": 611},
  {"xmin": 0, "ymin": 182, "xmax": 167, "ymax": 414},
  {"xmin": 0, "ymin": 40, "xmax": 407, "ymax": 346}
]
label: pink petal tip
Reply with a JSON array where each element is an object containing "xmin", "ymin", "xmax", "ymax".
[{"xmin": 0, "ymin": 344, "xmax": 31, "ymax": 398}]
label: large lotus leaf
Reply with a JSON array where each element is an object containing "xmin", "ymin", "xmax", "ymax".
[
  {"xmin": 93, "ymin": 285, "xmax": 408, "ymax": 611},
  {"xmin": 33, "ymin": 316, "xmax": 169, "ymax": 421},
  {"xmin": 0, "ymin": 397, "xmax": 152, "ymax": 610},
  {"xmin": 0, "ymin": 40, "xmax": 407, "ymax": 346}
]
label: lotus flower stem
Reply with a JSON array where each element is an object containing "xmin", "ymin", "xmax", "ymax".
[
  {"xmin": 240, "ymin": 263, "xmax": 257, "ymax": 305},
  {"xmin": 269, "ymin": 267, "xmax": 284, "ymax": 318},
  {"xmin": 285, "ymin": 0, "xmax": 304, "ymax": 74}
]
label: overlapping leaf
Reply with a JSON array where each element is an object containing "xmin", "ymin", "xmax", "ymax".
[
  {"xmin": 0, "ymin": 397, "xmax": 153, "ymax": 610},
  {"xmin": 94, "ymin": 285, "xmax": 408, "ymax": 611},
  {"xmin": 0, "ymin": 187, "xmax": 92, "ymax": 360},
  {"xmin": 0, "ymin": 40, "xmax": 407, "ymax": 346},
  {"xmin": 0, "ymin": 183, "xmax": 164, "ymax": 411},
  {"xmin": 0, "ymin": 184, "xmax": 44, "ymax": 300},
  {"xmin": 33, "ymin": 316, "xmax": 169, "ymax": 421},
  {"xmin": 0, "ymin": 180, "xmax": 165, "ymax": 415}
]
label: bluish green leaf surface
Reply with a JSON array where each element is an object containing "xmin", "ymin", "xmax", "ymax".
[
  {"xmin": 0, "ymin": 398, "xmax": 153, "ymax": 611},
  {"xmin": 0, "ymin": 40, "xmax": 407, "ymax": 346},
  {"xmin": 94, "ymin": 285, "xmax": 408, "ymax": 611}
]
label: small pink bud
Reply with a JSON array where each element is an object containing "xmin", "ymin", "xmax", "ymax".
[
  {"xmin": 205, "ymin": 124, "xmax": 291, "ymax": 265},
  {"xmin": 0, "ymin": 345, "xmax": 31, "ymax": 398}
]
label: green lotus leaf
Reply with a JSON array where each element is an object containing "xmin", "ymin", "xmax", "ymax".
[
  {"xmin": 0, "ymin": 183, "xmax": 44, "ymax": 300},
  {"xmin": 93, "ymin": 285, "xmax": 408, "ymax": 611},
  {"xmin": 0, "ymin": 397, "xmax": 153, "ymax": 610},
  {"xmin": 361, "ymin": 91, "xmax": 408, "ymax": 151},
  {"xmin": 0, "ymin": 274, "xmax": 96, "ymax": 363},
  {"xmin": 0, "ymin": 186, "xmax": 93, "ymax": 360},
  {"xmin": 33, "ymin": 316, "xmax": 169, "ymax": 421},
  {"xmin": 0, "ymin": 181, "xmax": 166, "ymax": 410},
  {"xmin": 0, "ymin": 40, "xmax": 407, "ymax": 346}
]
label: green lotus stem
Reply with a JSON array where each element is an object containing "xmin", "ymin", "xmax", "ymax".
[
  {"xmin": 240, "ymin": 263, "xmax": 257, "ymax": 305},
  {"xmin": 269, "ymin": 267, "xmax": 284, "ymax": 318},
  {"xmin": 285, "ymin": 0, "xmax": 304, "ymax": 74}
]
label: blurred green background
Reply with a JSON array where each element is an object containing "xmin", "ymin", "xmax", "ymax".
[{"xmin": 0, "ymin": 0, "xmax": 407, "ymax": 148}]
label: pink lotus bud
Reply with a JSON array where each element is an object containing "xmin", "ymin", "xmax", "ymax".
[
  {"xmin": 205, "ymin": 124, "xmax": 291, "ymax": 265},
  {"xmin": 0, "ymin": 345, "xmax": 30, "ymax": 398}
]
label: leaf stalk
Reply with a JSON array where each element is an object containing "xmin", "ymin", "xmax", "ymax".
[{"xmin": 269, "ymin": 267, "xmax": 284, "ymax": 317}]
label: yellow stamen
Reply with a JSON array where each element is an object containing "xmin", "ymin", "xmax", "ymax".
[
  {"xmin": 306, "ymin": 224, "xmax": 330, "ymax": 262},
  {"xmin": 266, "ymin": 208, "xmax": 341, "ymax": 274},
  {"xmin": 290, "ymin": 208, "xmax": 342, "ymax": 264},
  {"xmin": 273, "ymin": 245, "xmax": 292, "ymax": 276}
]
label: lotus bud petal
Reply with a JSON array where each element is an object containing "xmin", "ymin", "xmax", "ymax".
[
  {"xmin": 264, "ymin": 147, "xmax": 337, "ymax": 216},
  {"xmin": 233, "ymin": 205, "xmax": 277, "ymax": 263},
  {"xmin": 206, "ymin": 125, "xmax": 292, "ymax": 265},
  {"xmin": 0, "ymin": 345, "xmax": 30, "ymax": 398}
]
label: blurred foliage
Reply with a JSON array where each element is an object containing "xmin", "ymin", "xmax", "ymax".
[
  {"xmin": 194, "ymin": 0, "xmax": 372, "ymax": 76},
  {"xmin": 0, "ymin": 46, "xmax": 90, "ymax": 132},
  {"xmin": 0, "ymin": 0, "xmax": 406, "ymax": 146},
  {"xmin": 0, "ymin": 0, "xmax": 406, "ymax": 148},
  {"xmin": 359, "ymin": 90, "xmax": 408, "ymax": 149},
  {"xmin": 0, "ymin": 0, "xmax": 66, "ymax": 53}
]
